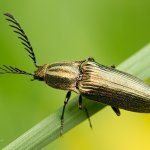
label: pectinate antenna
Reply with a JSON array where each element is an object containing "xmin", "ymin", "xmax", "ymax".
[
  {"xmin": 0, "ymin": 65, "xmax": 34, "ymax": 76},
  {"xmin": 4, "ymin": 13, "xmax": 39, "ymax": 68}
]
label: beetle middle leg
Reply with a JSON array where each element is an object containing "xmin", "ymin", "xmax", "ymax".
[
  {"xmin": 88, "ymin": 57, "xmax": 95, "ymax": 62},
  {"xmin": 111, "ymin": 106, "xmax": 121, "ymax": 116},
  {"xmin": 78, "ymin": 95, "xmax": 92, "ymax": 128},
  {"xmin": 60, "ymin": 91, "xmax": 71, "ymax": 135}
]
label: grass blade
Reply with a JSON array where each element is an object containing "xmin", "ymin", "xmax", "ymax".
[{"xmin": 3, "ymin": 44, "xmax": 150, "ymax": 150}]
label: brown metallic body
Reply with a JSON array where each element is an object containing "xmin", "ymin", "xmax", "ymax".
[
  {"xmin": 1, "ymin": 13, "xmax": 150, "ymax": 134},
  {"xmin": 36, "ymin": 59, "xmax": 150, "ymax": 113}
]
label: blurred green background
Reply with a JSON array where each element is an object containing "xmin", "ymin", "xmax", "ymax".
[{"xmin": 0, "ymin": 0, "xmax": 150, "ymax": 150}]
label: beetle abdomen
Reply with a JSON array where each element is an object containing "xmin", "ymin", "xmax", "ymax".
[{"xmin": 79, "ymin": 61, "xmax": 150, "ymax": 112}]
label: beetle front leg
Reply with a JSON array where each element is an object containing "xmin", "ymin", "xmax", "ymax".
[
  {"xmin": 111, "ymin": 106, "xmax": 121, "ymax": 116},
  {"xmin": 78, "ymin": 95, "xmax": 92, "ymax": 128},
  {"xmin": 60, "ymin": 91, "xmax": 71, "ymax": 135}
]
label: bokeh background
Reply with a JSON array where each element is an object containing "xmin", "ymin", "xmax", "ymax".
[{"xmin": 0, "ymin": 0, "xmax": 150, "ymax": 150}]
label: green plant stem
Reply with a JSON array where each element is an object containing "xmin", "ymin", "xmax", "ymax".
[{"xmin": 3, "ymin": 44, "xmax": 150, "ymax": 150}]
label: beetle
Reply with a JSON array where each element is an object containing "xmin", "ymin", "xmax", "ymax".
[{"xmin": 1, "ymin": 13, "xmax": 150, "ymax": 134}]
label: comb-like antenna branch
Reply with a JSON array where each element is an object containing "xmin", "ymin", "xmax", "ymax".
[
  {"xmin": 4, "ymin": 13, "xmax": 39, "ymax": 68},
  {"xmin": 0, "ymin": 65, "xmax": 33, "ymax": 76}
]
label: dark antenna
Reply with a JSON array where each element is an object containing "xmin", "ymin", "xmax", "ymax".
[
  {"xmin": 4, "ymin": 13, "xmax": 38, "ymax": 68},
  {"xmin": 0, "ymin": 65, "xmax": 33, "ymax": 76}
]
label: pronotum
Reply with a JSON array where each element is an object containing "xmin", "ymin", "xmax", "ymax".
[{"xmin": 1, "ymin": 13, "xmax": 150, "ymax": 134}]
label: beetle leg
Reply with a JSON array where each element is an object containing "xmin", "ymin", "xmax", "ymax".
[
  {"xmin": 111, "ymin": 106, "xmax": 121, "ymax": 116},
  {"xmin": 111, "ymin": 65, "xmax": 116, "ymax": 68},
  {"xmin": 60, "ymin": 91, "xmax": 71, "ymax": 135},
  {"xmin": 88, "ymin": 57, "xmax": 95, "ymax": 62},
  {"xmin": 78, "ymin": 95, "xmax": 92, "ymax": 129}
]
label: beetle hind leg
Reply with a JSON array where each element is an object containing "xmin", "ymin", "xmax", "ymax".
[
  {"xmin": 78, "ymin": 95, "xmax": 92, "ymax": 129},
  {"xmin": 111, "ymin": 106, "xmax": 121, "ymax": 116}
]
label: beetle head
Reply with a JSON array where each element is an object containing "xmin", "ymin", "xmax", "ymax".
[{"xmin": 34, "ymin": 64, "xmax": 48, "ymax": 81}]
